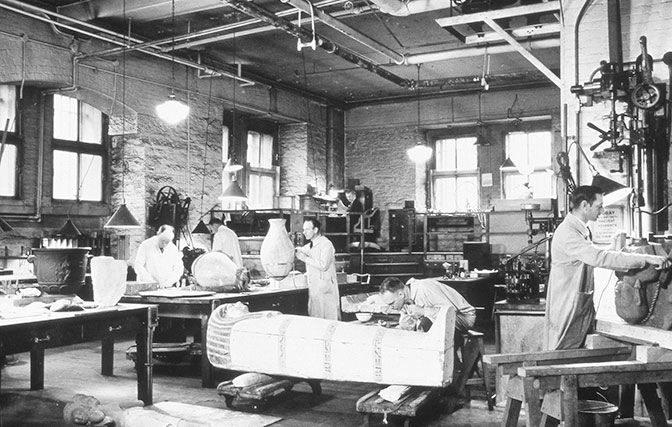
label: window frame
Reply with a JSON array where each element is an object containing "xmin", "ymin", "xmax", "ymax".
[
  {"xmin": 429, "ymin": 133, "xmax": 481, "ymax": 212},
  {"xmin": 245, "ymin": 129, "xmax": 278, "ymax": 209},
  {"xmin": 0, "ymin": 84, "xmax": 21, "ymax": 199},
  {"xmin": 500, "ymin": 128, "xmax": 554, "ymax": 200},
  {"xmin": 51, "ymin": 94, "xmax": 109, "ymax": 203}
]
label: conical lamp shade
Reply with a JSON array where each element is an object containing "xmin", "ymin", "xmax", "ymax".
[
  {"xmin": 591, "ymin": 174, "xmax": 631, "ymax": 206},
  {"xmin": 104, "ymin": 204, "xmax": 142, "ymax": 229},
  {"xmin": 0, "ymin": 216, "xmax": 14, "ymax": 233},
  {"xmin": 58, "ymin": 219, "xmax": 82, "ymax": 237},
  {"xmin": 500, "ymin": 157, "xmax": 517, "ymax": 169},
  {"xmin": 192, "ymin": 220, "xmax": 211, "ymax": 234},
  {"xmin": 220, "ymin": 180, "xmax": 247, "ymax": 201}
]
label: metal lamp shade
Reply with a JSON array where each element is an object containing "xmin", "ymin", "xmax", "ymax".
[
  {"xmin": 104, "ymin": 204, "xmax": 142, "ymax": 229},
  {"xmin": 220, "ymin": 180, "xmax": 247, "ymax": 201},
  {"xmin": 58, "ymin": 219, "xmax": 82, "ymax": 237},
  {"xmin": 592, "ymin": 174, "xmax": 631, "ymax": 206},
  {"xmin": 192, "ymin": 220, "xmax": 211, "ymax": 234}
]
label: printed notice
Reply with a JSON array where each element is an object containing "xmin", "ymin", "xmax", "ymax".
[{"xmin": 590, "ymin": 206, "xmax": 624, "ymax": 245}]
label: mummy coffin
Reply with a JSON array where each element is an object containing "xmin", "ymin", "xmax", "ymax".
[{"xmin": 207, "ymin": 304, "xmax": 456, "ymax": 387}]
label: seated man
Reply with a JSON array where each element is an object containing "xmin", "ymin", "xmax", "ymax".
[{"xmin": 369, "ymin": 276, "xmax": 476, "ymax": 333}]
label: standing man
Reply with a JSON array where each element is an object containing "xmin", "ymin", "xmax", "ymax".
[
  {"xmin": 134, "ymin": 224, "xmax": 184, "ymax": 288},
  {"xmin": 295, "ymin": 218, "xmax": 341, "ymax": 320},
  {"xmin": 212, "ymin": 216, "xmax": 244, "ymax": 268},
  {"xmin": 545, "ymin": 185, "xmax": 670, "ymax": 350}
]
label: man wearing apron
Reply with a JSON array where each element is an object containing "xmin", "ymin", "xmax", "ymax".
[{"xmin": 544, "ymin": 185, "xmax": 670, "ymax": 350}]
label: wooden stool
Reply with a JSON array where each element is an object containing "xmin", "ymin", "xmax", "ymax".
[
  {"xmin": 456, "ymin": 330, "xmax": 495, "ymax": 410},
  {"xmin": 217, "ymin": 376, "xmax": 321, "ymax": 410}
]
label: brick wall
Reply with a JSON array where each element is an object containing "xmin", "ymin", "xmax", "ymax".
[
  {"xmin": 0, "ymin": 9, "xmax": 334, "ymax": 265},
  {"xmin": 345, "ymin": 87, "xmax": 561, "ymax": 251}
]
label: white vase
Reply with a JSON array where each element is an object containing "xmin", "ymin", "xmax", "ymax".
[{"xmin": 260, "ymin": 218, "xmax": 295, "ymax": 279}]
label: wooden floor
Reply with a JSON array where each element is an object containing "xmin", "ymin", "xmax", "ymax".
[{"xmin": 1, "ymin": 334, "xmax": 514, "ymax": 426}]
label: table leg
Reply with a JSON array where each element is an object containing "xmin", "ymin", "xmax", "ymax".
[
  {"xmin": 560, "ymin": 375, "xmax": 578, "ymax": 427},
  {"xmin": 619, "ymin": 384, "xmax": 635, "ymax": 419},
  {"xmin": 101, "ymin": 335, "xmax": 114, "ymax": 376},
  {"xmin": 30, "ymin": 346, "xmax": 44, "ymax": 390},
  {"xmin": 201, "ymin": 314, "xmax": 215, "ymax": 388},
  {"xmin": 638, "ymin": 383, "xmax": 667, "ymax": 427},
  {"xmin": 135, "ymin": 320, "xmax": 153, "ymax": 405},
  {"xmin": 523, "ymin": 377, "xmax": 542, "ymax": 427}
]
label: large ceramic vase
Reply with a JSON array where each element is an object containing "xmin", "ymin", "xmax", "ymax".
[
  {"xmin": 260, "ymin": 218, "xmax": 295, "ymax": 279},
  {"xmin": 28, "ymin": 247, "xmax": 91, "ymax": 294}
]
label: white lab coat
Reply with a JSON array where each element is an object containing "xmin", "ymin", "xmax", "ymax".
[
  {"xmin": 302, "ymin": 235, "xmax": 341, "ymax": 320},
  {"xmin": 212, "ymin": 225, "xmax": 243, "ymax": 268},
  {"xmin": 134, "ymin": 236, "xmax": 184, "ymax": 288},
  {"xmin": 544, "ymin": 213, "xmax": 649, "ymax": 350}
]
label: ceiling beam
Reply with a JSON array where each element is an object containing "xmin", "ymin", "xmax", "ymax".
[
  {"xmin": 435, "ymin": 2, "xmax": 560, "ymax": 28},
  {"xmin": 483, "ymin": 17, "xmax": 560, "ymax": 88},
  {"xmin": 221, "ymin": 0, "xmax": 412, "ymax": 87}
]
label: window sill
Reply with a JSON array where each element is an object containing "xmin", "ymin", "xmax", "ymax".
[{"xmin": 43, "ymin": 202, "xmax": 111, "ymax": 217}]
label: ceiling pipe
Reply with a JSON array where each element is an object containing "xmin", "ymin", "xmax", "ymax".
[
  {"xmin": 280, "ymin": 0, "xmax": 404, "ymax": 64},
  {"xmin": 0, "ymin": 1, "xmax": 258, "ymax": 86},
  {"xmin": 86, "ymin": 0, "xmax": 354, "ymax": 57},
  {"xmin": 221, "ymin": 0, "xmax": 412, "ymax": 87},
  {"xmin": 404, "ymin": 38, "xmax": 559, "ymax": 65},
  {"xmin": 367, "ymin": 0, "xmax": 452, "ymax": 16}
]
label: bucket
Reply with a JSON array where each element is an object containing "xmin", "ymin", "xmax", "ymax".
[
  {"xmin": 578, "ymin": 400, "xmax": 618, "ymax": 427},
  {"xmin": 28, "ymin": 247, "xmax": 91, "ymax": 294}
]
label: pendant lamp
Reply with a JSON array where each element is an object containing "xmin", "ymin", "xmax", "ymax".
[
  {"xmin": 105, "ymin": 6, "xmax": 141, "ymax": 229},
  {"xmin": 221, "ymin": 31, "xmax": 247, "ymax": 203},
  {"xmin": 191, "ymin": 219, "xmax": 211, "ymax": 234},
  {"xmin": 192, "ymin": 79, "xmax": 215, "ymax": 234},
  {"xmin": 156, "ymin": 0, "xmax": 189, "ymax": 125},
  {"xmin": 58, "ymin": 218, "xmax": 82, "ymax": 236},
  {"xmin": 407, "ymin": 65, "xmax": 432, "ymax": 164},
  {"xmin": 575, "ymin": 143, "xmax": 631, "ymax": 206}
]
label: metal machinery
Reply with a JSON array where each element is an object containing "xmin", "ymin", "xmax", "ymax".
[{"xmin": 568, "ymin": 0, "xmax": 672, "ymax": 328}]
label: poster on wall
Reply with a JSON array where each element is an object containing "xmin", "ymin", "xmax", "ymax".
[{"xmin": 590, "ymin": 206, "xmax": 624, "ymax": 245}]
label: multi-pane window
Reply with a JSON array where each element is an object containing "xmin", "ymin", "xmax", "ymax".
[
  {"xmin": 52, "ymin": 94, "xmax": 105, "ymax": 201},
  {"xmin": 502, "ymin": 130, "xmax": 553, "ymax": 199},
  {"xmin": 246, "ymin": 131, "xmax": 276, "ymax": 208},
  {"xmin": 0, "ymin": 85, "xmax": 18, "ymax": 197},
  {"xmin": 431, "ymin": 136, "xmax": 479, "ymax": 212}
]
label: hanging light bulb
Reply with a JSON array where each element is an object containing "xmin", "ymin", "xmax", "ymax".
[
  {"xmin": 155, "ymin": 0, "xmax": 189, "ymax": 125},
  {"xmin": 156, "ymin": 90, "xmax": 190, "ymax": 125},
  {"xmin": 407, "ymin": 144, "xmax": 433, "ymax": 164},
  {"xmin": 407, "ymin": 65, "xmax": 432, "ymax": 164}
]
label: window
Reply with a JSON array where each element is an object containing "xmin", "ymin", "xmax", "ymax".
[
  {"xmin": 502, "ymin": 130, "xmax": 553, "ymax": 199},
  {"xmin": 431, "ymin": 136, "xmax": 479, "ymax": 212},
  {"xmin": 52, "ymin": 94, "xmax": 106, "ymax": 202},
  {"xmin": 246, "ymin": 130, "xmax": 276, "ymax": 208},
  {"xmin": 0, "ymin": 85, "xmax": 18, "ymax": 197}
]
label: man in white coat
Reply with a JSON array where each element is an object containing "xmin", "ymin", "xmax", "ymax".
[
  {"xmin": 134, "ymin": 224, "xmax": 184, "ymax": 288},
  {"xmin": 296, "ymin": 218, "xmax": 341, "ymax": 320},
  {"xmin": 544, "ymin": 185, "xmax": 670, "ymax": 350}
]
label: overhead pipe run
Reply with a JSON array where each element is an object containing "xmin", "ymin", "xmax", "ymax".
[
  {"xmin": 368, "ymin": 0, "xmax": 451, "ymax": 16},
  {"xmin": 221, "ymin": 0, "xmax": 412, "ymax": 88},
  {"xmin": 281, "ymin": 0, "xmax": 405, "ymax": 64},
  {"xmin": 0, "ymin": 0, "xmax": 258, "ymax": 86}
]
